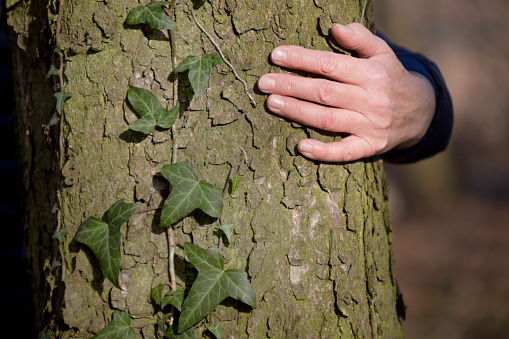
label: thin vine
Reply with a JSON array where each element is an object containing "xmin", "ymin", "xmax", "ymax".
[
  {"xmin": 72, "ymin": 2, "xmax": 256, "ymax": 338},
  {"xmin": 190, "ymin": 10, "xmax": 257, "ymax": 107}
]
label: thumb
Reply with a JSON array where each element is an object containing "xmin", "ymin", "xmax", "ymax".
[{"xmin": 331, "ymin": 23, "xmax": 391, "ymax": 58}]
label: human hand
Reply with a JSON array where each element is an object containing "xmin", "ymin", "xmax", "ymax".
[{"xmin": 257, "ymin": 23, "xmax": 436, "ymax": 162}]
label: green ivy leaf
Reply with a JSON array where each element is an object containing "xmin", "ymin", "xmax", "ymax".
[
  {"xmin": 160, "ymin": 162, "xmax": 223, "ymax": 226},
  {"xmin": 126, "ymin": 2, "xmax": 178, "ymax": 31},
  {"xmin": 151, "ymin": 283, "xmax": 165, "ymax": 306},
  {"xmin": 46, "ymin": 65, "xmax": 59, "ymax": 79},
  {"xmin": 208, "ymin": 324, "xmax": 222, "ymax": 339},
  {"xmin": 175, "ymin": 53, "xmax": 223, "ymax": 100},
  {"xmin": 45, "ymin": 113, "xmax": 60, "ymax": 130},
  {"xmin": 178, "ymin": 243, "xmax": 256, "ymax": 333},
  {"xmin": 54, "ymin": 92, "xmax": 72, "ymax": 114},
  {"xmin": 127, "ymin": 86, "xmax": 179, "ymax": 134},
  {"xmin": 151, "ymin": 284, "xmax": 185, "ymax": 311},
  {"xmin": 176, "ymin": 328, "xmax": 196, "ymax": 339},
  {"xmin": 219, "ymin": 224, "xmax": 234, "ymax": 244},
  {"xmin": 156, "ymin": 316, "xmax": 169, "ymax": 337},
  {"xmin": 92, "ymin": 310, "xmax": 136, "ymax": 339},
  {"xmin": 161, "ymin": 289, "xmax": 185, "ymax": 311},
  {"xmin": 52, "ymin": 228, "xmax": 67, "ymax": 243},
  {"xmin": 74, "ymin": 199, "xmax": 141, "ymax": 287}
]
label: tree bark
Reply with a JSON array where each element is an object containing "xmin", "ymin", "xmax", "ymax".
[{"xmin": 7, "ymin": 0, "xmax": 404, "ymax": 337}]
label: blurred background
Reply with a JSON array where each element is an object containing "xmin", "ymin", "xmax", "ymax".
[{"xmin": 375, "ymin": 0, "xmax": 509, "ymax": 338}]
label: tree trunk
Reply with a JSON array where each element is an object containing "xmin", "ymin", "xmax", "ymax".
[{"xmin": 7, "ymin": 0, "xmax": 403, "ymax": 337}]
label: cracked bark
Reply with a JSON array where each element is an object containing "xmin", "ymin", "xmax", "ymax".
[{"xmin": 7, "ymin": 0, "xmax": 403, "ymax": 337}]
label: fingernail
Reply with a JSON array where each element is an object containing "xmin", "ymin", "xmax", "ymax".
[
  {"xmin": 268, "ymin": 96, "xmax": 284, "ymax": 111},
  {"xmin": 271, "ymin": 48, "xmax": 287, "ymax": 62},
  {"xmin": 258, "ymin": 76, "xmax": 276, "ymax": 91},
  {"xmin": 334, "ymin": 23, "xmax": 352, "ymax": 34},
  {"xmin": 299, "ymin": 142, "xmax": 314, "ymax": 154}
]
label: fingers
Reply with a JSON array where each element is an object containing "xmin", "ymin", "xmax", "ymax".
[
  {"xmin": 297, "ymin": 136, "xmax": 375, "ymax": 163},
  {"xmin": 258, "ymin": 74, "xmax": 365, "ymax": 112},
  {"xmin": 269, "ymin": 45, "xmax": 366, "ymax": 85},
  {"xmin": 266, "ymin": 94, "xmax": 366, "ymax": 134},
  {"xmin": 268, "ymin": 23, "xmax": 392, "ymax": 84}
]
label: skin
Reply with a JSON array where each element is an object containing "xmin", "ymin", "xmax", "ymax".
[{"xmin": 258, "ymin": 23, "xmax": 436, "ymax": 163}]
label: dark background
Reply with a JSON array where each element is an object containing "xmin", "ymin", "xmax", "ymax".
[
  {"xmin": 2, "ymin": 0, "xmax": 509, "ymax": 338},
  {"xmin": 0, "ymin": 2, "xmax": 33, "ymax": 338}
]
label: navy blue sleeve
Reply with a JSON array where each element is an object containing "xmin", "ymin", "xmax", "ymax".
[{"xmin": 377, "ymin": 32, "xmax": 454, "ymax": 163}]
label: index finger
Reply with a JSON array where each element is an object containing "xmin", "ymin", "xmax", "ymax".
[{"xmin": 270, "ymin": 46, "xmax": 367, "ymax": 85}]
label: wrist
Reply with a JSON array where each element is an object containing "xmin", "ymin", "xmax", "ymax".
[{"xmin": 394, "ymin": 71, "xmax": 436, "ymax": 150}]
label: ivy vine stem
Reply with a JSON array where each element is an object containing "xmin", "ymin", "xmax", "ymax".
[
  {"xmin": 167, "ymin": 228, "xmax": 177, "ymax": 291},
  {"xmin": 360, "ymin": 0, "xmax": 368, "ymax": 25},
  {"xmin": 190, "ymin": 9, "xmax": 257, "ymax": 107}
]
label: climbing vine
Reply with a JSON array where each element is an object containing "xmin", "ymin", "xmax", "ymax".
[{"xmin": 69, "ymin": 1, "xmax": 255, "ymax": 338}]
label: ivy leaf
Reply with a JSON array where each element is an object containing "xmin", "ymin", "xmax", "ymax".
[
  {"xmin": 46, "ymin": 65, "xmax": 59, "ymax": 79},
  {"xmin": 52, "ymin": 228, "xmax": 67, "ymax": 243},
  {"xmin": 92, "ymin": 310, "xmax": 136, "ymax": 339},
  {"xmin": 208, "ymin": 324, "xmax": 222, "ymax": 339},
  {"xmin": 127, "ymin": 86, "xmax": 179, "ymax": 134},
  {"xmin": 126, "ymin": 2, "xmax": 178, "ymax": 31},
  {"xmin": 219, "ymin": 224, "xmax": 234, "ymax": 244},
  {"xmin": 156, "ymin": 316, "xmax": 169, "ymax": 337},
  {"xmin": 45, "ymin": 113, "xmax": 60, "ymax": 130},
  {"xmin": 151, "ymin": 284, "xmax": 185, "ymax": 311},
  {"xmin": 54, "ymin": 92, "xmax": 72, "ymax": 114},
  {"xmin": 175, "ymin": 53, "xmax": 223, "ymax": 100},
  {"xmin": 151, "ymin": 284, "xmax": 165, "ymax": 306},
  {"xmin": 161, "ymin": 289, "xmax": 185, "ymax": 311},
  {"xmin": 160, "ymin": 162, "xmax": 223, "ymax": 226},
  {"xmin": 176, "ymin": 329, "xmax": 196, "ymax": 339},
  {"xmin": 178, "ymin": 243, "xmax": 256, "ymax": 333},
  {"xmin": 74, "ymin": 199, "xmax": 141, "ymax": 287}
]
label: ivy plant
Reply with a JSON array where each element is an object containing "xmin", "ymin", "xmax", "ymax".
[
  {"xmin": 218, "ymin": 224, "xmax": 234, "ymax": 244},
  {"xmin": 160, "ymin": 161, "xmax": 223, "ymax": 226},
  {"xmin": 126, "ymin": 2, "xmax": 178, "ymax": 31},
  {"xmin": 175, "ymin": 53, "xmax": 223, "ymax": 100},
  {"xmin": 74, "ymin": 199, "xmax": 141, "ymax": 287},
  {"xmin": 152, "ymin": 283, "xmax": 185, "ymax": 311},
  {"xmin": 71, "ymin": 1, "xmax": 256, "ymax": 337},
  {"xmin": 208, "ymin": 324, "xmax": 222, "ymax": 339},
  {"xmin": 178, "ymin": 243, "xmax": 256, "ymax": 333},
  {"xmin": 127, "ymin": 86, "xmax": 179, "ymax": 134},
  {"xmin": 92, "ymin": 310, "xmax": 136, "ymax": 339}
]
